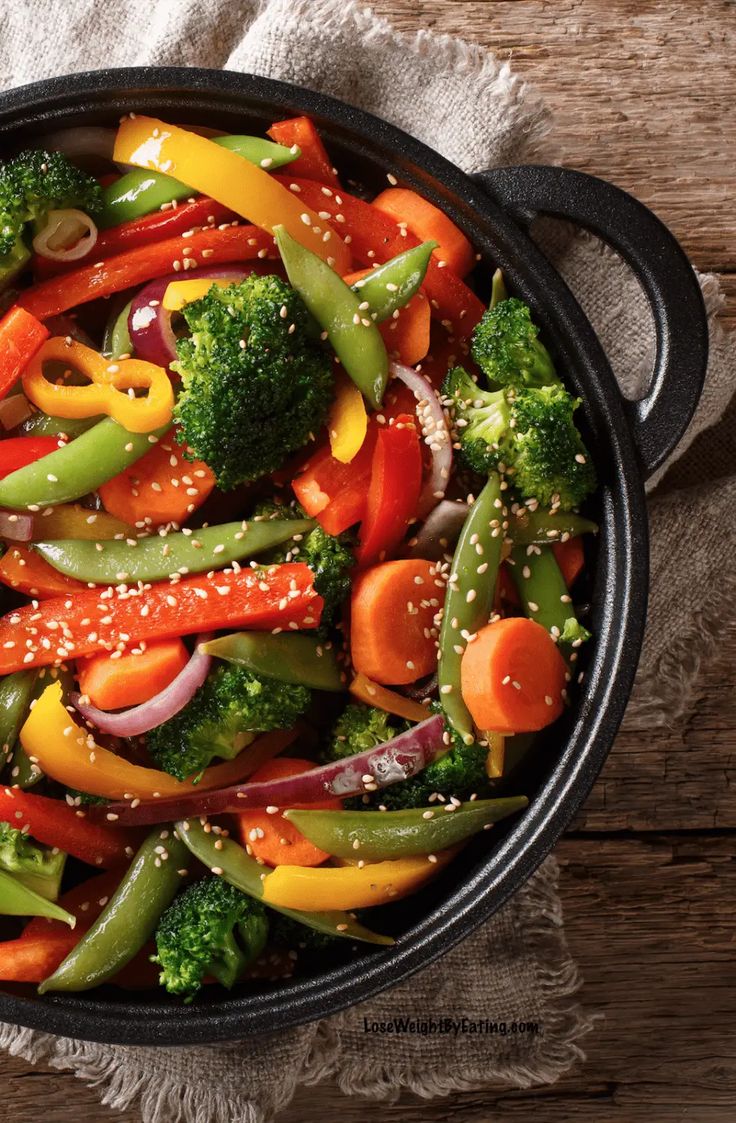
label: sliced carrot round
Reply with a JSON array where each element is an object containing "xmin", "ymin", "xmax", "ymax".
[
  {"xmin": 236, "ymin": 757, "xmax": 342, "ymax": 868},
  {"xmin": 77, "ymin": 637, "xmax": 190, "ymax": 710},
  {"xmin": 372, "ymin": 187, "xmax": 475, "ymax": 278},
  {"xmin": 351, "ymin": 558, "xmax": 443, "ymax": 685},
  {"xmin": 460, "ymin": 617, "xmax": 567, "ymax": 734}
]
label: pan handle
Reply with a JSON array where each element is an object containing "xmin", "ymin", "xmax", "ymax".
[{"xmin": 471, "ymin": 166, "xmax": 708, "ymax": 478}]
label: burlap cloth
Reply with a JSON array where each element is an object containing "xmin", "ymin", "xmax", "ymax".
[{"xmin": 0, "ymin": 2, "xmax": 732, "ymax": 1120}]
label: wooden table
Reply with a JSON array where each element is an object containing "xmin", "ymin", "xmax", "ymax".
[{"xmin": 5, "ymin": 3, "xmax": 735, "ymax": 1120}]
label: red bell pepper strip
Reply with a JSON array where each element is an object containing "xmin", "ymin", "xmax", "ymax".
[
  {"xmin": 32, "ymin": 196, "xmax": 238, "ymax": 279},
  {"xmin": 23, "ymin": 870, "xmax": 126, "ymax": 940},
  {"xmin": 357, "ymin": 416, "xmax": 423, "ymax": 566},
  {"xmin": 267, "ymin": 117, "xmax": 340, "ymax": 186},
  {"xmin": 293, "ymin": 425, "xmax": 378, "ymax": 536},
  {"xmin": 0, "ymin": 930, "xmax": 80, "ymax": 981},
  {"xmin": 0, "ymin": 562, "xmax": 322, "ymax": 675},
  {"xmin": 0, "ymin": 436, "xmax": 63, "ymax": 480},
  {"xmin": 0, "ymin": 307, "xmax": 50, "ymax": 400},
  {"xmin": 0, "ymin": 787, "xmax": 137, "ymax": 869},
  {"xmin": 275, "ymin": 176, "xmax": 485, "ymax": 339},
  {"xmin": 17, "ymin": 225, "xmax": 276, "ymax": 321}
]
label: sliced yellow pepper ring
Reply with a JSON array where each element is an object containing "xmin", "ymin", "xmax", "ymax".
[
  {"xmin": 328, "ymin": 373, "xmax": 368, "ymax": 464},
  {"xmin": 22, "ymin": 337, "xmax": 174, "ymax": 434},
  {"xmin": 162, "ymin": 278, "xmax": 233, "ymax": 312},
  {"xmin": 260, "ymin": 849, "xmax": 455, "ymax": 911},
  {"xmin": 114, "ymin": 116, "xmax": 351, "ymax": 273}
]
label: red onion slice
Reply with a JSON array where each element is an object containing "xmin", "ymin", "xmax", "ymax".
[
  {"xmin": 390, "ymin": 361, "xmax": 452, "ymax": 519},
  {"xmin": 407, "ymin": 499, "xmax": 470, "ymax": 561},
  {"xmin": 71, "ymin": 633, "xmax": 213, "ymax": 737},
  {"xmin": 0, "ymin": 510, "xmax": 34, "ymax": 541},
  {"xmin": 92, "ymin": 713, "xmax": 446, "ymax": 826},
  {"xmin": 128, "ymin": 268, "xmax": 253, "ymax": 368}
]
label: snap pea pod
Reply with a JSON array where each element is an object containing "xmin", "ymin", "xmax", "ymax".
[
  {"xmin": 438, "ymin": 473, "xmax": 505, "ymax": 745},
  {"xmin": 99, "ymin": 135, "xmax": 300, "ymax": 227},
  {"xmin": 0, "ymin": 417, "xmax": 170, "ymax": 510},
  {"xmin": 274, "ymin": 224, "xmax": 389, "ymax": 409},
  {"xmin": 508, "ymin": 508, "xmax": 598, "ymax": 546},
  {"xmin": 177, "ymin": 819, "xmax": 393, "ymax": 946},
  {"xmin": 202, "ymin": 632, "xmax": 345, "ymax": 692},
  {"xmin": 39, "ymin": 829, "xmax": 189, "ymax": 993},
  {"xmin": 510, "ymin": 544, "xmax": 588, "ymax": 645},
  {"xmin": 0, "ymin": 867, "xmax": 75, "ymax": 926},
  {"xmin": 21, "ymin": 413, "xmax": 99, "ymax": 440},
  {"xmin": 350, "ymin": 241, "xmax": 436, "ymax": 322},
  {"xmin": 285, "ymin": 796, "xmax": 528, "ymax": 861},
  {"xmin": 489, "ymin": 268, "xmax": 507, "ymax": 310},
  {"xmin": 34, "ymin": 517, "xmax": 315, "ymax": 584},
  {"xmin": 102, "ymin": 298, "xmax": 134, "ymax": 360},
  {"xmin": 0, "ymin": 670, "xmax": 37, "ymax": 763}
]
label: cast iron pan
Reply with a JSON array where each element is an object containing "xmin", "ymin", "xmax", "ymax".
[{"xmin": 0, "ymin": 69, "xmax": 708, "ymax": 1045}]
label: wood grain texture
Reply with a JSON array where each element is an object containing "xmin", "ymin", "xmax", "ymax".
[{"xmin": 3, "ymin": 2, "xmax": 735, "ymax": 1120}]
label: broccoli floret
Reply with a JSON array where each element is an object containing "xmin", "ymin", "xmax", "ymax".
[
  {"xmin": 0, "ymin": 820, "xmax": 66, "ymax": 900},
  {"xmin": 369, "ymin": 723, "xmax": 489, "ymax": 810},
  {"xmin": 324, "ymin": 703, "xmax": 409, "ymax": 762},
  {"xmin": 252, "ymin": 500, "xmax": 354, "ymax": 626},
  {"xmin": 471, "ymin": 297, "xmax": 559, "ymax": 389},
  {"xmin": 443, "ymin": 368, "xmax": 596, "ymax": 511},
  {"xmin": 154, "ymin": 877, "xmax": 268, "ymax": 1000},
  {"xmin": 65, "ymin": 789, "xmax": 109, "ymax": 807},
  {"xmin": 147, "ymin": 665, "xmax": 311, "ymax": 780},
  {"xmin": 268, "ymin": 911, "xmax": 339, "ymax": 952},
  {"xmin": 0, "ymin": 150, "xmax": 102, "ymax": 285},
  {"xmin": 172, "ymin": 275, "xmax": 333, "ymax": 489}
]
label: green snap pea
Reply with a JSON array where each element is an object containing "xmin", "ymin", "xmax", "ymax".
[
  {"xmin": 0, "ymin": 417, "xmax": 170, "ymax": 510},
  {"xmin": 102, "ymin": 298, "xmax": 134, "ymax": 360},
  {"xmin": 508, "ymin": 508, "xmax": 597, "ymax": 546},
  {"xmin": 350, "ymin": 241, "xmax": 436, "ymax": 323},
  {"xmin": 0, "ymin": 670, "xmax": 37, "ymax": 767},
  {"xmin": 203, "ymin": 631, "xmax": 345, "ymax": 692},
  {"xmin": 510, "ymin": 544, "xmax": 589, "ymax": 647},
  {"xmin": 274, "ymin": 224, "xmax": 389, "ymax": 409},
  {"xmin": 99, "ymin": 135, "xmax": 300, "ymax": 227},
  {"xmin": 285, "ymin": 796, "xmax": 528, "ymax": 861},
  {"xmin": 177, "ymin": 819, "xmax": 393, "ymax": 946},
  {"xmin": 34, "ymin": 516, "xmax": 315, "ymax": 585},
  {"xmin": 438, "ymin": 472, "xmax": 505, "ymax": 744},
  {"xmin": 20, "ymin": 412, "xmax": 98, "ymax": 440},
  {"xmin": 38, "ymin": 829, "xmax": 189, "ymax": 994},
  {"xmin": 489, "ymin": 268, "xmax": 507, "ymax": 310},
  {"xmin": 0, "ymin": 867, "xmax": 75, "ymax": 926}
]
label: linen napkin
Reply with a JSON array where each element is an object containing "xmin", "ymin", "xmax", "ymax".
[{"xmin": 0, "ymin": 2, "xmax": 733, "ymax": 1120}]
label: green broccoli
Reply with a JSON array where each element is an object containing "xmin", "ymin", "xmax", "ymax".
[
  {"xmin": 443, "ymin": 366, "xmax": 596, "ymax": 511},
  {"xmin": 147, "ymin": 664, "xmax": 311, "ymax": 780},
  {"xmin": 154, "ymin": 877, "xmax": 268, "ymax": 1000},
  {"xmin": 0, "ymin": 820, "xmax": 66, "ymax": 900},
  {"xmin": 268, "ymin": 911, "xmax": 339, "ymax": 952},
  {"xmin": 0, "ymin": 149, "xmax": 102, "ymax": 285},
  {"xmin": 365, "ymin": 723, "xmax": 489, "ymax": 810},
  {"xmin": 324, "ymin": 703, "xmax": 409, "ymax": 762},
  {"xmin": 471, "ymin": 297, "xmax": 559, "ymax": 389},
  {"xmin": 252, "ymin": 500, "xmax": 354, "ymax": 626},
  {"xmin": 172, "ymin": 275, "xmax": 333, "ymax": 489}
]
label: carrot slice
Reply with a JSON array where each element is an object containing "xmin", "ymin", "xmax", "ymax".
[
  {"xmin": 460, "ymin": 617, "xmax": 567, "ymax": 734},
  {"xmin": 372, "ymin": 187, "xmax": 475, "ymax": 278},
  {"xmin": 98, "ymin": 428, "xmax": 215, "ymax": 529},
  {"xmin": 552, "ymin": 537, "xmax": 585, "ymax": 588},
  {"xmin": 77, "ymin": 637, "xmax": 190, "ymax": 711},
  {"xmin": 0, "ymin": 544, "xmax": 87, "ymax": 599},
  {"xmin": 267, "ymin": 117, "xmax": 340, "ymax": 186},
  {"xmin": 349, "ymin": 672, "xmax": 430, "ymax": 723},
  {"xmin": 351, "ymin": 559, "xmax": 443, "ymax": 685},
  {"xmin": 236, "ymin": 757, "xmax": 342, "ymax": 868}
]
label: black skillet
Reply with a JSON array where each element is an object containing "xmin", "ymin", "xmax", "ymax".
[{"xmin": 0, "ymin": 69, "xmax": 707, "ymax": 1045}]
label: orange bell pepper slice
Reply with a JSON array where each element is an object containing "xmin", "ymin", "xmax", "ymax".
[{"xmin": 114, "ymin": 116, "xmax": 350, "ymax": 273}]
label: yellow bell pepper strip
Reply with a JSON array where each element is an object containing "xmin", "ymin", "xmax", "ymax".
[
  {"xmin": 114, "ymin": 116, "xmax": 350, "ymax": 273},
  {"xmin": 30, "ymin": 503, "xmax": 133, "ymax": 542},
  {"xmin": 20, "ymin": 682, "xmax": 297, "ymax": 801},
  {"xmin": 177, "ymin": 818, "xmax": 394, "ymax": 946},
  {"xmin": 162, "ymin": 278, "xmax": 232, "ymax": 311},
  {"xmin": 23, "ymin": 337, "xmax": 174, "ymax": 434},
  {"xmin": 260, "ymin": 849, "xmax": 456, "ymax": 912},
  {"xmin": 349, "ymin": 672, "xmax": 430, "ymax": 724},
  {"xmin": 328, "ymin": 373, "xmax": 368, "ymax": 464}
]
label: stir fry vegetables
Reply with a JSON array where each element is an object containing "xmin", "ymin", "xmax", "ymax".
[{"xmin": 0, "ymin": 111, "xmax": 596, "ymax": 1001}]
